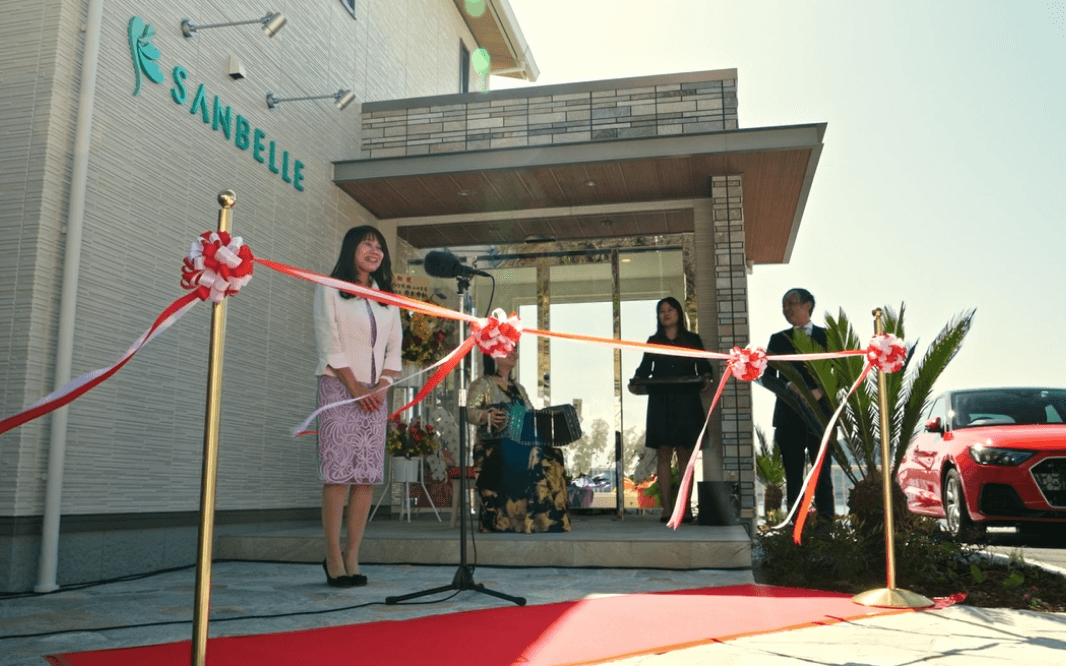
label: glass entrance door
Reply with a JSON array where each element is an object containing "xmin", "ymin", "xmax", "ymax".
[
  {"xmin": 433, "ymin": 240, "xmax": 691, "ymax": 511},
  {"xmin": 546, "ymin": 262, "xmax": 616, "ymax": 500}
]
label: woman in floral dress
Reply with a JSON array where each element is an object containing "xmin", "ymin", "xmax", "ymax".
[{"xmin": 467, "ymin": 348, "xmax": 571, "ymax": 533}]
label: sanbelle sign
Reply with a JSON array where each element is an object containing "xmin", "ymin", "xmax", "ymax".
[{"xmin": 128, "ymin": 16, "xmax": 306, "ymax": 192}]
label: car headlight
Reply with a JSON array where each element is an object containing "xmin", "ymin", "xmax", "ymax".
[{"xmin": 969, "ymin": 443, "xmax": 1035, "ymax": 466}]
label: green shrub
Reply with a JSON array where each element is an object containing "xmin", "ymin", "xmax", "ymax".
[{"xmin": 755, "ymin": 517, "xmax": 1066, "ymax": 611}]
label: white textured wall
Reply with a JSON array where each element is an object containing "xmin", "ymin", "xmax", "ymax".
[{"xmin": 0, "ymin": 0, "xmax": 478, "ymax": 516}]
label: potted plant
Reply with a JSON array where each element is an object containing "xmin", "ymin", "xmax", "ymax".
[
  {"xmin": 387, "ymin": 416, "xmax": 441, "ymax": 482},
  {"xmin": 638, "ymin": 467, "xmax": 679, "ymax": 509},
  {"xmin": 634, "ymin": 478, "xmax": 660, "ymax": 508},
  {"xmin": 754, "ymin": 425, "xmax": 785, "ymax": 518}
]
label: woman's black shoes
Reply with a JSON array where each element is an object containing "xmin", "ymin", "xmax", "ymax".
[
  {"xmin": 322, "ymin": 560, "xmax": 369, "ymax": 587},
  {"xmin": 322, "ymin": 560, "xmax": 355, "ymax": 588}
]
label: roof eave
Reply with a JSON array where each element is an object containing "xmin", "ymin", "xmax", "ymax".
[{"xmin": 335, "ymin": 123, "xmax": 827, "ymax": 182}]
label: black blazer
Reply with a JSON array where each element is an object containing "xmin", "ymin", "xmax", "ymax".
[
  {"xmin": 631, "ymin": 330, "xmax": 714, "ymax": 388},
  {"xmin": 765, "ymin": 325, "xmax": 828, "ymax": 429}
]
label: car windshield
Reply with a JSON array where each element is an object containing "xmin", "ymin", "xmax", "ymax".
[{"xmin": 951, "ymin": 389, "xmax": 1066, "ymax": 429}]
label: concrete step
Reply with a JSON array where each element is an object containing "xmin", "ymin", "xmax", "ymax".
[{"xmin": 216, "ymin": 513, "xmax": 752, "ymax": 570}]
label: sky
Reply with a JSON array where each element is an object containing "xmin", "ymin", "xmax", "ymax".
[{"xmin": 490, "ymin": 0, "xmax": 1066, "ymax": 436}]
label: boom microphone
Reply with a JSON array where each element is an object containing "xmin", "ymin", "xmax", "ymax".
[{"xmin": 422, "ymin": 251, "xmax": 492, "ymax": 279}]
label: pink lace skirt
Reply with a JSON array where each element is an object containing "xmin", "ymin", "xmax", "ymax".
[{"xmin": 316, "ymin": 375, "xmax": 385, "ymax": 485}]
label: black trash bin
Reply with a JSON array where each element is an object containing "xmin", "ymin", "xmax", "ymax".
[{"xmin": 697, "ymin": 481, "xmax": 739, "ymax": 525}]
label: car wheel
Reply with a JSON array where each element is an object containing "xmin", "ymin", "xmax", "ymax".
[{"xmin": 943, "ymin": 469, "xmax": 974, "ymax": 539}]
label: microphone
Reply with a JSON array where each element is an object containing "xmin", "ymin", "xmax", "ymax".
[{"xmin": 422, "ymin": 251, "xmax": 492, "ymax": 279}]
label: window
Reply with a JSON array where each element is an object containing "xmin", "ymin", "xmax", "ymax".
[
  {"xmin": 459, "ymin": 42, "xmax": 470, "ymax": 93},
  {"xmin": 952, "ymin": 389, "xmax": 1066, "ymax": 428}
]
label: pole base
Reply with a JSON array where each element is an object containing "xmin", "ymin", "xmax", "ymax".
[{"xmin": 851, "ymin": 587, "xmax": 935, "ymax": 608}]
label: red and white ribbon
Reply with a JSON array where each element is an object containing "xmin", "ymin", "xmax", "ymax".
[
  {"xmin": 866, "ymin": 333, "xmax": 907, "ymax": 373},
  {"xmin": 1, "ymin": 232, "xmax": 916, "ymax": 547},
  {"xmin": 292, "ymin": 341, "xmax": 474, "ymax": 436},
  {"xmin": 773, "ymin": 333, "xmax": 910, "ymax": 543},
  {"xmin": 666, "ymin": 342, "xmax": 873, "ymax": 532},
  {"xmin": 471, "ymin": 309, "xmax": 522, "ymax": 357},
  {"xmin": 0, "ymin": 293, "xmax": 199, "ymax": 436},
  {"xmin": 667, "ymin": 347, "xmax": 766, "ymax": 528},
  {"xmin": 666, "ymin": 375, "xmax": 730, "ymax": 529},
  {"xmin": 0, "ymin": 232, "xmax": 257, "ymax": 437},
  {"xmin": 727, "ymin": 346, "xmax": 768, "ymax": 382},
  {"xmin": 181, "ymin": 231, "xmax": 254, "ymax": 303}
]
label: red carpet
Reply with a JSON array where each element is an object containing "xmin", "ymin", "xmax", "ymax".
[{"xmin": 44, "ymin": 584, "xmax": 951, "ymax": 666}]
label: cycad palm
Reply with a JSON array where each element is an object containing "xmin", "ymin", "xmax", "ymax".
[{"xmin": 773, "ymin": 305, "xmax": 976, "ymax": 486}]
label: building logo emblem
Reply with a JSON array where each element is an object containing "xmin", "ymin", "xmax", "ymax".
[
  {"xmin": 122, "ymin": 15, "xmax": 307, "ymax": 192},
  {"xmin": 128, "ymin": 16, "xmax": 164, "ymax": 96}
]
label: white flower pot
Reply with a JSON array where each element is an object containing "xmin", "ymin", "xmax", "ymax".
[{"xmin": 392, "ymin": 456, "xmax": 422, "ymax": 483}]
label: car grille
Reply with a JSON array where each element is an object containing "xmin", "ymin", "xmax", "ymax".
[{"xmin": 1031, "ymin": 458, "xmax": 1066, "ymax": 508}]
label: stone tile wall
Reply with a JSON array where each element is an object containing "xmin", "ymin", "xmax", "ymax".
[
  {"xmin": 0, "ymin": 0, "xmax": 477, "ymax": 520},
  {"xmin": 0, "ymin": 0, "xmax": 478, "ymax": 590},
  {"xmin": 361, "ymin": 71, "xmax": 738, "ymax": 158},
  {"xmin": 710, "ymin": 175, "xmax": 755, "ymax": 521}
]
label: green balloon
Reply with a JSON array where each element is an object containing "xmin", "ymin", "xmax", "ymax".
[
  {"xmin": 465, "ymin": 0, "xmax": 486, "ymax": 18},
  {"xmin": 471, "ymin": 48, "xmax": 491, "ymax": 77}
]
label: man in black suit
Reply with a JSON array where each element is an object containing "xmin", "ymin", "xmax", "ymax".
[{"xmin": 765, "ymin": 288, "xmax": 835, "ymax": 522}]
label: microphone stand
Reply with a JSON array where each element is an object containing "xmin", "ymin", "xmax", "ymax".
[{"xmin": 385, "ymin": 273, "xmax": 525, "ymax": 607}]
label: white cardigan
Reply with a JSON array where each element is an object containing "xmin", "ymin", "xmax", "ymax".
[{"xmin": 313, "ymin": 282, "xmax": 402, "ymax": 383}]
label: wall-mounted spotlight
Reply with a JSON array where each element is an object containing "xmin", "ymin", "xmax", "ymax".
[
  {"xmin": 266, "ymin": 89, "xmax": 356, "ymax": 111},
  {"xmin": 181, "ymin": 11, "xmax": 287, "ymax": 39}
]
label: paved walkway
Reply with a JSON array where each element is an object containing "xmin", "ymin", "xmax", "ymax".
[{"xmin": 2, "ymin": 560, "xmax": 1065, "ymax": 665}]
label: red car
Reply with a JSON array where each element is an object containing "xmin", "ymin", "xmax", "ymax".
[{"xmin": 897, "ymin": 388, "xmax": 1066, "ymax": 538}]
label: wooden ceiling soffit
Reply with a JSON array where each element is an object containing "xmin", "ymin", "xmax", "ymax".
[
  {"xmin": 338, "ymin": 124, "xmax": 826, "ymax": 264},
  {"xmin": 397, "ymin": 209, "xmax": 694, "ymax": 248}
]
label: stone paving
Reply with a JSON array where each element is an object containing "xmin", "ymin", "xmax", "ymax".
[
  {"xmin": 0, "ymin": 562, "xmax": 751, "ymax": 665},
  {"xmin": 3, "ymin": 559, "xmax": 1066, "ymax": 666}
]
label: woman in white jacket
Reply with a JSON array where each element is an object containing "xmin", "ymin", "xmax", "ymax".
[{"xmin": 313, "ymin": 226, "xmax": 402, "ymax": 587}]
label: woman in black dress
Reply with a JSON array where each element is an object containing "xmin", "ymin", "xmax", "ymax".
[{"xmin": 628, "ymin": 297, "xmax": 714, "ymax": 522}]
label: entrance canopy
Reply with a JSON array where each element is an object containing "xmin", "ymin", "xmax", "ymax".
[
  {"xmin": 333, "ymin": 123, "xmax": 825, "ymax": 265},
  {"xmin": 331, "ymin": 69, "xmax": 825, "ymax": 530}
]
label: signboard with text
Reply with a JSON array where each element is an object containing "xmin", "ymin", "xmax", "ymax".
[{"xmin": 393, "ymin": 274, "xmax": 430, "ymax": 301}]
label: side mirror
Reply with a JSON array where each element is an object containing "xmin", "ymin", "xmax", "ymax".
[{"xmin": 924, "ymin": 416, "xmax": 943, "ymax": 434}]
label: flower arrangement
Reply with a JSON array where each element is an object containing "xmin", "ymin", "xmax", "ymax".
[
  {"xmin": 425, "ymin": 406, "xmax": 460, "ymax": 482},
  {"xmin": 624, "ymin": 477, "xmax": 659, "ymax": 508},
  {"xmin": 640, "ymin": 467, "xmax": 680, "ymax": 505},
  {"xmin": 401, "ymin": 300, "xmax": 456, "ymax": 366},
  {"xmin": 386, "ymin": 416, "xmax": 441, "ymax": 458}
]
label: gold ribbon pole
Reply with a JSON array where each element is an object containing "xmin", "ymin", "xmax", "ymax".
[
  {"xmin": 852, "ymin": 308, "xmax": 933, "ymax": 609},
  {"xmin": 191, "ymin": 190, "xmax": 236, "ymax": 665}
]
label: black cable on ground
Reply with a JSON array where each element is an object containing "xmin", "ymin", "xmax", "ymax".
[
  {"xmin": 0, "ymin": 598, "xmax": 384, "ymax": 641},
  {"xmin": 0, "ymin": 568, "xmax": 466, "ymax": 642},
  {"xmin": 0, "ymin": 563, "xmax": 199, "ymax": 600}
]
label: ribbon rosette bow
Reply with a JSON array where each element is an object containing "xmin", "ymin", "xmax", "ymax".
[
  {"xmin": 866, "ymin": 333, "xmax": 907, "ymax": 373},
  {"xmin": 181, "ymin": 231, "xmax": 255, "ymax": 303},
  {"xmin": 728, "ymin": 346, "xmax": 768, "ymax": 382},
  {"xmin": 471, "ymin": 309, "xmax": 522, "ymax": 357}
]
